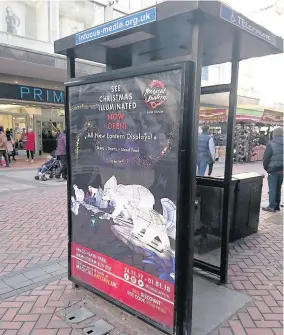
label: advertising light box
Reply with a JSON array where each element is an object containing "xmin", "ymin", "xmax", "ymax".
[{"xmin": 67, "ymin": 65, "xmax": 186, "ymax": 331}]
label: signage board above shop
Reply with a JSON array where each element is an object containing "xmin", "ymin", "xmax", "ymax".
[{"xmin": 0, "ymin": 83, "xmax": 65, "ymax": 105}]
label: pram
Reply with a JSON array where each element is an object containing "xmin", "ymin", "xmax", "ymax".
[{"xmin": 35, "ymin": 151, "xmax": 61, "ymax": 181}]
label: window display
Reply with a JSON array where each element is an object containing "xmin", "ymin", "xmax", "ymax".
[{"xmin": 0, "ymin": 1, "xmax": 49, "ymax": 41}]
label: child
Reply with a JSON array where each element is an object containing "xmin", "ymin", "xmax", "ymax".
[{"xmin": 35, "ymin": 154, "xmax": 57, "ymax": 179}]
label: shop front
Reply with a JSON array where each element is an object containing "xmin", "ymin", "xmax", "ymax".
[{"xmin": 0, "ymin": 82, "xmax": 65, "ymax": 154}]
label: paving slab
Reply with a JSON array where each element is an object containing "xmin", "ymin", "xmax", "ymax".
[{"xmin": 0, "ymin": 161, "xmax": 282, "ymax": 335}]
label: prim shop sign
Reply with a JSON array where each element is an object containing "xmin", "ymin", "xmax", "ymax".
[{"xmin": 19, "ymin": 86, "xmax": 64, "ymax": 104}]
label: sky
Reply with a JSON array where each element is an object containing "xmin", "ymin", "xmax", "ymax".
[{"xmin": 227, "ymin": 0, "xmax": 284, "ymax": 105}]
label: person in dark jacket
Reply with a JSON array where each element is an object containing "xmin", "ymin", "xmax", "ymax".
[
  {"xmin": 197, "ymin": 125, "xmax": 215, "ymax": 176},
  {"xmin": 55, "ymin": 130, "xmax": 67, "ymax": 180},
  {"xmin": 262, "ymin": 127, "xmax": 283, "ymax": 212}
]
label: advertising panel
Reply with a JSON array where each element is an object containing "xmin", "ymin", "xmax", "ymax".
[{"xmin": 68, "ymin": 67, "xmax": 183, "ymax": 330}]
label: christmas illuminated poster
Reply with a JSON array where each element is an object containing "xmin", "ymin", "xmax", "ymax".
[{"xmin": 68, "ymin": 69, "xmax": 183, "ymax": 330}]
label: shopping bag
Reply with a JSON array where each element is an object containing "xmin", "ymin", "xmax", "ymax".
[{"xmin": 0, "ymin": 156, "xmax": 6, "ymax": 167}]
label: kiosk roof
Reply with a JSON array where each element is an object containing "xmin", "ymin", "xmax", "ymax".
[{"xmin": 54, "ymin": 1, "xmax": 283, "ymax": 66}]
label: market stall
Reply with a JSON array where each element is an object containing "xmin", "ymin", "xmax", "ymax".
[{"xmin": 199, "ymin": 106, "xmax": 283, "ymax": 163}]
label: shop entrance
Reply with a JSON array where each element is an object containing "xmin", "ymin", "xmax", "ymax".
[
  {"xmin": 0, "ymin": 112, "xmax": 28, "ymax": 149},
  {"xmin": 34, "ymin": 115, "xmax": 65, "ymax": 154}
]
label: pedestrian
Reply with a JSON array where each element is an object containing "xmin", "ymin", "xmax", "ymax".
[
  {"xmin": 262, "ymin": 127, "xmax": 283, "ymax": 212},
  {"xmin": 55, "ymin": 130, "xmax": 67, "ymax": 180},
  {"xmin": 19, "ymin": 128, "xmax": 26, "ymax": 150},
  {"xmin": 24, "ymin": 128, "xmax": 35, "ymax": 162},
  {"xmin": 197, "ymin": 124, "xmax": 215, "ymax": 176},
  {"xmin": 6, "ymin": 130, "xmax": 16, "ymax": 163},
  {"xmin": 0, "ymin": 126, "xmax": 9, "ymax": 167}
]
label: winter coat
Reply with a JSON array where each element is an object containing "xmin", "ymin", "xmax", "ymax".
[
  {"xmin": 263, "ymin": 136, "xmax": 283, "ymax": 173},
  {"xmin": 56, "ymin": 132, "xmax": 66, "ymax": 156},
  {"xmin": 6, "ymin": 137, "xmax": 14, "ymax": 152},
  {"xmin": 197, "ymin": 133, "xmax": 211, "ymax": 162},
  {"xmin": 24, "ymin": 132, "xmax": 35, "ymax": 151},
  {"xmin": 0, "ymin": 132, "xmax": 7, "ymax": 150}
]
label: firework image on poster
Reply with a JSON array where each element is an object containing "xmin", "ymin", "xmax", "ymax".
[{"xmin": 68, "ymin": 69, "xmax": 183, "ymax": 329}]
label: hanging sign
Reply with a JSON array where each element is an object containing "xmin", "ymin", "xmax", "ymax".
[
  {"xmin": 220, "ymin": 4, "xmax": 277, "ymax": 46},
  {"xmin": 68, "ymin": 68, "xmax": 183, "ymax": 330}
]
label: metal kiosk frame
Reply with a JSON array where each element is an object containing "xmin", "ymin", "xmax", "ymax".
[{"xmin": 55, "ymin": 1, "xmax": 283, "ymax": 334}]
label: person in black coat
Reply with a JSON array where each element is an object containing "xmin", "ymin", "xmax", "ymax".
[{"xmin": 262, "ymin": 127, "xmax": 283, "ymax": 212}]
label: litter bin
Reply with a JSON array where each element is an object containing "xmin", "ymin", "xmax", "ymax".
[
  {"xmin": 230, "ymin": 172, "xmax": 264, "ymax": 242},
  {"xmin": 195, "ymin": 172, "xmax": 264, "ymax": 244}
]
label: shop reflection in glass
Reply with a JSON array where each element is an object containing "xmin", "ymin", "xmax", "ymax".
[{"xmin": 69, "ymin": 69, "xmax": 183, "ymax": 329}]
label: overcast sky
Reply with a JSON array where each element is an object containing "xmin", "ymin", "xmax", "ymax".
[{"xmin": 228, "ymin": 0, "xmax": 284, "ymax": 104}]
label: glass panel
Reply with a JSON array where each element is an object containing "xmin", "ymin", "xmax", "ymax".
[
  {"xmin": 113, "ymin": 10, "xmax": 125, "ymax": 19},
  {"xmin": 36, "ymin": 120, "xmax": 42, "ymax": 154},
  {"xmin": 68, "ymin": 68, "xmax": 184, "ymax": 331},
  {"xmin": 0, "ymin": 1, "xmax": 49, "ymax": 42},
  {"xmin": 130, "ymin": 0, "xmax": 142, "ymax": 11},
  {"xmin": 116, "ymin": 0, "xmax": 130, "ymax": 10},
  {"xmin": 0, "ymin": 114, "xmax": 12, "ymax": 131},
  {"xmin": 41, "ymin": 121, "xmax": 59, "ymax": 153},
  {"xmin": 198, "ymin": 92, "xmax": 230, "ymax": 178},
  {"xmin": 194, "ymin": 92, "xmax": 230, "ymax": 269},
  {"xmin": 0, "ymin": 104, "xmax": 42, "ymax": 116},
  {"xmin": 59, "ymin": 1, "xmax": 105, "ymax": 38},
  {"xmin": 194, "ymin": 184, "xmax": 226, "ymax": 267},
  {"xmin": 201, "ymin": 62, "xmax": 232, "ymax": 87},
  {"xmin": 12, "ymin": 116, "xmax": 27, "ymax": 142}
]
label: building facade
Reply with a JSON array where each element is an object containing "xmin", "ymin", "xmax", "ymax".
[
  {"xmin": 0, "ymin": 0, "xmax": 282, "ymax": 154},
  {"xmin": 0, "ymin": 0, "xmax": 156, "ymax": 154}
]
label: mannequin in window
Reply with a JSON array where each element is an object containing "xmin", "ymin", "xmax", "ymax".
[{"xmin": 6, "ymin": 6, "xmax": 20, "ymax": 35}]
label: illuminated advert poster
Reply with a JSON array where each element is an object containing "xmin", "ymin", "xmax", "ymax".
[{"xmin": 68, "ymin": 69, "xmax": 182, "ymax": 330}]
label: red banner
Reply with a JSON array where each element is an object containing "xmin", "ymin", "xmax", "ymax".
[
  {"xmin": 199, "ymin": 109, "xmax": 228, "ymax": 123},
  {"xmin": 261, "ymin": 109, "xmax": 283, "ymax": 125},
  {"xmin": 71, "ymin": 242, "xmax": 174, "ymax": 327}
]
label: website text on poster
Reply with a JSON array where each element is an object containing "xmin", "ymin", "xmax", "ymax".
[{"xmin": 68, "ymin": 69, "xmax": 182, "ymax": 329}]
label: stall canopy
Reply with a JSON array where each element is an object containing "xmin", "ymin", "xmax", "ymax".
[
  {"xmin": 54, "ymin": 1, "xmax": 283, "ymax": 68},
  {"xmin": 262, "ymin": 109, "xmax": 284, "ymax": 125}
]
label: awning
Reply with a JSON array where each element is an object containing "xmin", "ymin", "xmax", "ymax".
[
  {"xmin": 261, "ymin": 109, "xmax": 284, "ymax": 125},
  {"xmin": 199, "ymin": 108, "xmax": 228, "ymax": 123}
]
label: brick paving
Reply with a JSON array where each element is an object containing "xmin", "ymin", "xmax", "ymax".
[
  {"xmin": 0, "ymin": 187, "xmax": 67, "ymax": 276},
  {"xmin": 214, "ymin": 209, "xmax": 283, "ymax": 335},
  {"xmin": 0, "ymin": 158, "xmax": 45, "ymax": 170},
  {"xmin": 0, "ymin": 164, "xmax": 282, "ymax": 334}
]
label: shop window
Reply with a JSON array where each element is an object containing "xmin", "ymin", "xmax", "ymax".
[
  {"xmin": 0, "ymin": 1, "xmax": 49, "ymax": 42},
  {"xmin": 113, "ymin": 10, "xmax": 125, "ymax": 19},
  {"xmin": 201, "ymin": 67, "xmax": 209, "ymax": 81},
  {"xmin": 59, "ymin": 1, "xmax": 105, "ymax": 38},
  {"xmin": 116, "ymin": 0, "xmax": 130, "ymax": 10},
  {"xmin": 130, "ymin": 0, "xmax": 142, "ymax": 11}
]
